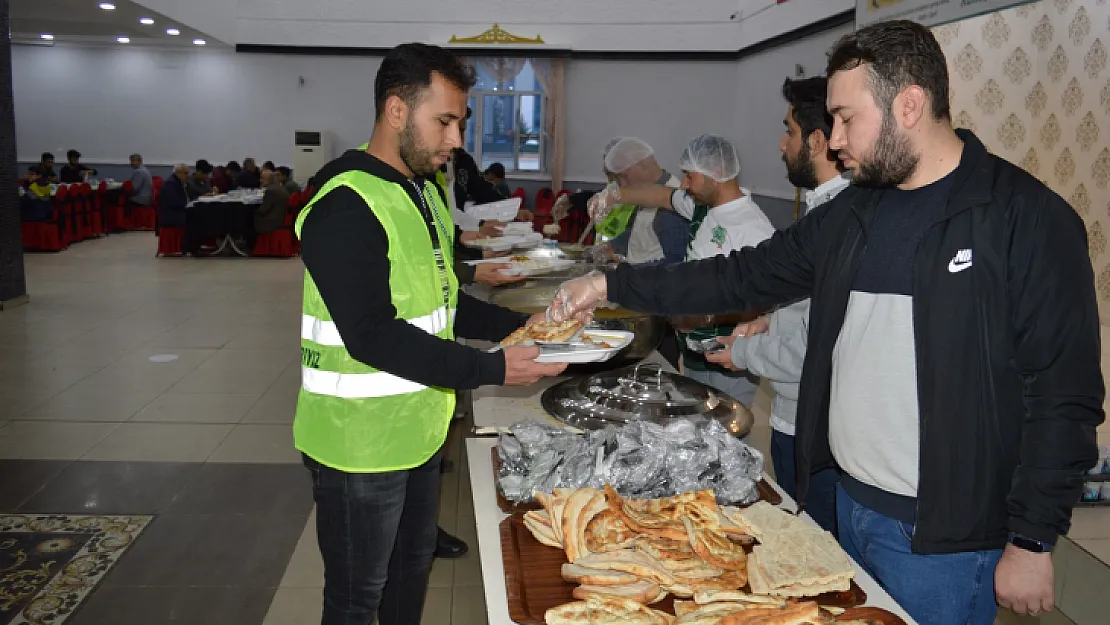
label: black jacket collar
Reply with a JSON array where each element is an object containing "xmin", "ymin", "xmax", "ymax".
[{"xmin": 315, "ymin": 148, "xmax": 433, "ymax": 191}]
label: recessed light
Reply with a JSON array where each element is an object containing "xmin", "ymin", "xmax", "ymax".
[
  {"xmin": 116, "ymin": 36, "xmax": 130, "ymax": 44},
  {"xmin": 193, "ymin": 39, "xmax": 206, "ymax": 46},
  {"xmin": 139, "ymin": 17, "xmax": 154, "ymax": 25},
  {"xmin": 98, "ymin": 2, "xmax": 116, "ymax": 10},
  {"xmin": 166, "ymin": 28, "xmax": 180, "ymax": 36},
  {"xmin": 40, "ymin": 33, "xmax": 54, "ymax": 40}
]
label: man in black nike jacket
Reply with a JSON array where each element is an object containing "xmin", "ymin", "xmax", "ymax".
[{"xmin": 548, "ymin": 21, "xmax": 1103, "ymax": 625}]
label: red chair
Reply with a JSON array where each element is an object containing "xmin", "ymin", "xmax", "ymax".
[
  {"xmin": 535, "ymin": 188, "xmax": 555, "ymax": 216},
  {"xmin": 511, "ymin": 187, "xmax": 526, "ymax": 205},
  {"xmin": 107, "ymin": 180, "xmax": 133, "ymax": 231},
  {"xmin": 74, "ymin": 184, "xmax": 95, "ymax": 240},
  {"xmin": 152, "ymin": 176, "xmax": 164, "ymax": 191},
  {"xmin": 93, "ymin": 181, "xmax": 109, "ymax": 234},
  {"xmin": 156, "ymin": 226, "xmax": 185, "ymax": 256},
  {"xmin": 21, "ymin": 188, "xmax": 66, "ymax": 252},
  {"xmin": 130, "ymin": 181, "xmax": 157, "ymax": 231},
  {"xmin": 253, "ymin": 197, "xmax": 299, "ymax": 258}
]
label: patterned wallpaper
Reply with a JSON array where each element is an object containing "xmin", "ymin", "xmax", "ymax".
[{"xmin": 933, "ymin": 0, "xmax": 1110, "ymax": 320}]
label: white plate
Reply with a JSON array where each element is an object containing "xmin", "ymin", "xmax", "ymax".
[
  {"xmin": 533, "ymin": 330, "xmax": 634, "ymax": 363},
  {"xmin": 497, "ymin": 222, "xmax": 534, "ymax": 235},
  {"xmin": 465, "ymin": 197, "xmax": 521, "ymax": 222},
  {"xmin": 498, "ymin": 258, "xmax": 575, "ymax": 276}
]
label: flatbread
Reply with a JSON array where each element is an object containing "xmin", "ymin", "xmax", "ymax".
[
  {"xmin": 692, "ymin": 589, "xmax": 785, "ymax": 606},
  {"xmin": 714, "ymin": 601, "xmax": 821, "ymax": 625},
  {"xmin": 661, "ymin": 558, "xmax": 725, "ymax": 580},
  {"xmin": 536, "ymin": 491, "xmax": 569, "ymax": 546},
  {"xmin": 727, "ymin": 502, "xmax": 808, "ymax": 542},
  {"xmin": 572, "ymin": 579, "xmax": 661, "ymax": 604},
  {"xmin": 501, "ymin": 320, "xmax": 583, "ymax": 346},
  {"xmin": 562, "ymin": 488, "xmax": 601, "ymax": 563},
  {"xmin": 561, "ymin": 563, "xmax": 640, "ymax": 586},
  {"xmin": 673, "ymin": 600, "xmax": 698, "ymax": 618},
  {"xmin": 748, "ymin": 530, "xmax": 854, "ymax": 589},
  {"xmin": 675, "ymin": 602, "xmax": 752, "ymax": 625},
  {"xmin": 682, "ymin": 516, "xmax": 749, "ymax": 573},
  {"xmin": 585, "ymin": 510, "xmax": 640, "ymax": 553},
  {"xmin": 747, "ymin": 552, "xmax": 851, "ymax": 597},
  {"xmin": 524, "ymin": 510, "xmax": 562, "ymax": 549},
  {"xmin": 634, "ymin": 534, "xmax": 697, "ymax": 562},
  {"xmin": 575, "ymin": 549, "xmax": 676, "ymax": 587},
  {"xmin": 576, "ymin": 490, "xmax": 610, "ymax": 559}
]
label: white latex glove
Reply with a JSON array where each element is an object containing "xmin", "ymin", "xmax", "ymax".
[
  {"xmin": 551, "ymin": 195, "xmax": 571, "ymax": 222},
  {"xmin": 586, "ymin": 183, "xmax": 620, "ymax": 222},
  {"xmin": 546, "ymin": 271, "xmax": 608, "ymax": 323},
  {"xmin": 590, "ymin": 243, "xmax": 615, "ymax": 264}
]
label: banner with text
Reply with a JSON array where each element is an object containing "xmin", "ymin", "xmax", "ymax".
[{"xmin": 856, "ymin": 0, "xmax": 1035, "ymax": 29}]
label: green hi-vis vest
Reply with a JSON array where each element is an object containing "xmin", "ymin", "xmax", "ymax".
[
  {"xmin": 293, "ymin": 169, "xmax": 458, "ymax": 472},
  {"xmin": 595, "ymin": 203, "xmax": 637, "ymax": 239}
]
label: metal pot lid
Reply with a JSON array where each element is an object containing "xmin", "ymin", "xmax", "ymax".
[{"xmin": 541, "ymin": 362, "xmax": 754, "ymax": 437}]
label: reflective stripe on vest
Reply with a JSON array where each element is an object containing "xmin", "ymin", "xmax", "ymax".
[
  {"xmin": 300, "ymin": 366, "xmax": 427, "ymax": 398},
  {"xmin": 301, "ymin": 308, "xmax": 457, "ymax": 347}
]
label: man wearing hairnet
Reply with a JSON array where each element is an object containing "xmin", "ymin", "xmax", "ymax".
[
  {"xmin": 551, "ymin": 138, "xmax": 688, "ymax": 265},
  {"xmin": 586, "ymin": 134, "xmax": 775, "ymax": 405}
]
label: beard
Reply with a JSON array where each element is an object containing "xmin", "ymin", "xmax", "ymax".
[
  {"xmin": 851, "ymin": 110, "xmax": 919, "ymax": 188},
  {"xmin": 784, "ymin": 142, "xmax": 819, "ymax": 190},
  {"xmin": 399, "ymin": 119, "xmax": 440, "ymax": 176}
]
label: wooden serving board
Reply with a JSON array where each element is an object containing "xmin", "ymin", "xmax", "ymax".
[
  {"xmin": 493, "ymin": 447, "xmax": 782, "ymax": 515},
  {"xmin": 500, "ymin": 514, "xmax": 885, "ymax": 625}
]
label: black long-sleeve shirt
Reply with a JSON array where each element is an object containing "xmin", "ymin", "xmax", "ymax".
[{"xmin": 299, "ymin": 149, "xmax": 527, "ymax": 390}]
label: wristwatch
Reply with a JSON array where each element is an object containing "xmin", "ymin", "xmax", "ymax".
[{"xmin": 1008, "ymin": 532, "xmax": 1053, "ymax": 553}]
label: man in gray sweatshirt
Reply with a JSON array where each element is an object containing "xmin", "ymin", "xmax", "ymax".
[{"xmin": 706, "ymin": 77, "xmax": 849, "ymax": 534}]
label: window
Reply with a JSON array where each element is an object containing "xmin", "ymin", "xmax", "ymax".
[{"xmin": 464, "ymin": 58, "xmax": 546, "ymax": 174}]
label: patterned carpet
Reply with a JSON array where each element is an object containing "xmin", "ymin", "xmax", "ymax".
[{"xmin": 0, "ymin": 515, "xmax": 151, "ymax": 625}]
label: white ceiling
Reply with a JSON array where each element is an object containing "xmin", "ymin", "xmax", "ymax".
[{"xmin": 9, "ymin": 0, "xmax": 216, "ymax": 47}]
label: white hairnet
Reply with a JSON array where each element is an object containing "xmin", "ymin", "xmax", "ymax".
[
  {"xmin": 602, "ymin": 137, "xmax": 625, "ymax": 160},
  {"xmin": 678, "ymin": 134, "xmax": 741, "ymax": 182},
  {"xmin": 603, "ymin": 137, "xmax": 655, "ymax": 174}
]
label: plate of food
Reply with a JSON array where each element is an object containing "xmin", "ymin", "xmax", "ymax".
[
  {"xmin": 499, "ymin": 257, "xmax": 577, "ymax": 277},
  {"xmin": 499, "ymin": 321, "xmax": 634, "ymax": 363}
]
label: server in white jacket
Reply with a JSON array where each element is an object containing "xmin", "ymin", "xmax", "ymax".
[{"xmin": 705, "ymin": 77, "xmax": 850, "ymax": 534}]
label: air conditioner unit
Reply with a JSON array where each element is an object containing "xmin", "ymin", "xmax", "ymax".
[{"xmin": 292, "ymin": 130, "xmax": 333, "ymax": 185}]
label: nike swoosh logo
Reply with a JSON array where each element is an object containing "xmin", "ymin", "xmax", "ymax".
[{"xmin": 948, "ymin": 259, "xmax": 972, "ymax": 273}]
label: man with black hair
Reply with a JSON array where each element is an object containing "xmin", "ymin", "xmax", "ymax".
[
  {"xmin": 31, "ymin": 152, "xmax": 58, "ymax": 183},
  {"xmin": 60, "ymin": 149, "xmax": 97, "ymax": 183},
  {"xmin": 186, "ymin": 159, "xmax": 214, "ymax": 199},
  {"xmin": 237, "ymin": 157, "xmax": 261, "ymax": 189},
  {"xmin": 550, "ymin": 20, "xmax": 1103, "ymax": 625},
  {"xmin": 276, "ymin": 166, "xmax": 300, "ymax": 195},
  {"xmin": 483, "ymin": 162, "xmax": 512, "ymax": 197},
  {"xmin": 295, "ymin": 42, "xmax": 566, "ymax": 625},
  {"xmin": 704, "ymin": 76, "xmax": 848, "ymax": 535}
]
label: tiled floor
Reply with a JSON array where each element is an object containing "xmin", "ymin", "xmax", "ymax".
[{"xmin": 3, "ymin": 233, "xmax": 1109, "ymax": 625}]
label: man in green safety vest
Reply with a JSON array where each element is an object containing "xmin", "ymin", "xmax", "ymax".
[{"xmin": 295, "ymin": 43, "xmax": 567, "ymax": 625}]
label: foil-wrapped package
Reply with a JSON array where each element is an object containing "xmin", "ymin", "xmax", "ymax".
[{"xmin": 496, "ymin": 418, "xmax": 764, "ymax": 504}]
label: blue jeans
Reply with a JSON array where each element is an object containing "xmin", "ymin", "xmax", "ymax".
[
  {"xmin": 770, "ymin": 429, "xmax": 839, "ymax": 535},
  {"xmin": 304, "ymin": 451, "xmax": 443, "ymax": 625},
  {"xmin": 837, "ymin": 483, "xmax": 1003, "ymax": 625}
]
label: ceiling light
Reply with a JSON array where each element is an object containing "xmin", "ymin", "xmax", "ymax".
[
  {"xmin": 99, "ymin": 2, "xmax": 116, "ymax": 10},
  {"xmin": 193, "ymin": 39, "xmax": 206, "ymax": 46},
  {"xmin": 166, "ymin": 28, "xmax": 180, "ymax": 36},
  {"xmin": 40, "ymin": 33, "xmax": 54, "ymax": 40},
  {"xmin": 139, "ymin": 17, "xmax": 154, "ymax": 25},
  {"xmin": 117, "ymin": 36, "xmax": 130, "ymax": 44}
]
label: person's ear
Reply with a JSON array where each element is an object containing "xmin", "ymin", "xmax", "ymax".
[
  {"xmin": 384, "ymin": 94, "xmax": 408, "ymax": 131},
  {"xmin": 899, "ymin": 86, "xmax": 928, "ymax": 129},
  {"xmin": 807, "ymin": 130, "xmax": 826, "ymax": 156}
]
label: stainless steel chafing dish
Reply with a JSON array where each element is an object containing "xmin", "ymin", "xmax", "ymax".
[{"xmin": 540, "ymin": 362, "xmax": 754, "ymax": 437}]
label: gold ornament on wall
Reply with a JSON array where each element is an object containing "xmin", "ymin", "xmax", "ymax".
[
  {"xmin": 1077, "ymin": 111, "xmax": 1101, "ymax": 150},
  {"xmin": 1054, "ymin": 0, "xmax": 1074, "ymax": 16},
  {"xmin": 1048, "ymin": 45, "xmax": 1070, "ymax": 82},
  {"xmin": 997, "ymin": 113, "xmax": 1026, "ymax": 150},
  {"xmin": 1069, "ymin": 6, "xmax": 1091, "ymax": 46},
  {"xmin": 983, "ymin": 13, "xmax": 1012, "ymax": 49},
  {"xmin": 449, "ymin": 24, "xmax": 544, "ymax": 45},
  {"xmin": 1026, "ymin": 81, "xmax": 1048, "ymax": 116},
  {"xmin": 1020, "ymin": 147, "xmax": 1041, "ymax": 175},
  {"xmin": 1032, "ymin": 15, "xmax": 1054, "ymax": 52},
  {"xmin": 1089, "ymin": 221, "xmax": 1106, "ymax": 260},
  {"xmin": 956, "ymin": 44, "xmax": 984, "ymax": 82},
  {"xmin": 1071, "ymin": 183, "xmax": 1092, "ymax": 217},
  {"xmin": 977, "ymin": 79, "xmax": 1006, "ymax": 114},
  {"xmin": 1041, "ymin": 114, "xmax": 1062, "ymax": 150},
  {"xmin": 1005, "ymin": 47, "xmax": 1033, "ymax": 84},
  {"xmin": 1093, "ymin": 148, "xmax": 1110, "ymax": 188},
  {"xmin": 1102, "ymin": 79, "xmax": 1110, "ymax": 114},
  {"xmin": 1054, "ymin": 147, "xmax": 1077, "ymax": 186},
  {"xmin": 1062, "ymin": 77, "xmax": 1085, "ymax": 116},
  {"xmin": 1084, "ymin": 39, "xmax": 1107, "ymax": 79},
  {"xmin": 954, "ymin": 110, "xmax": 978, "ymax": 133}
]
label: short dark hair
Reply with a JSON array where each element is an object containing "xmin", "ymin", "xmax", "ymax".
[
  {"xmin": 374, "ymin": 43, "xmax": 476, "ymax": 120},
  {"xmin": 485, "ymin": 162, "xmax": 506, "ymax": 178},
  {"xmin": 226, "ymin": 161, "xmax": 241, "ymax": 173},
  {"xmin": 195, "ymin": 159, "xmax": 213, "ymax": 174},
  {"xmin": 277, "ymin": 166, "xmax": 292, "ymax": 178},
  {"xmin": 41, "ymin": 152, "xmax": 54, "ymax": 162},
  {"xmin": 782, "ymin": 77, "xmax": 834, "ymax": 143},
  {"xmin": 262, "ymin": 160, "xmax": 275, "ymax": 170},
  {"xmin": 66, "ymin": 149, "xmax": 81, "ymax": 160},
  {"xmin": 826, "ymin": 20, "xmax": 950, "ymax": 121}
]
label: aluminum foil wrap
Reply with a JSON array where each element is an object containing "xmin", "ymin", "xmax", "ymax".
[{"xmin": 496, "ymin": 418, "xmax": 764, "ymax": 504}]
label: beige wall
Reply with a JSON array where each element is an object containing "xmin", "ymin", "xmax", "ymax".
[{"xmin": 933, "ymin": 0, "xmax": 1110, "ymax": 321}]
